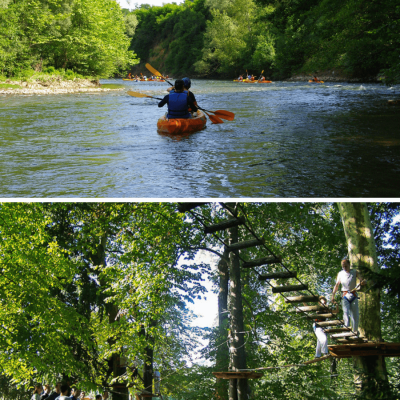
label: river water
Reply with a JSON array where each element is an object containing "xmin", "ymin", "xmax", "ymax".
[{"xmin": 0, "ymin": 79, "xmax": 399, "ymax": 198}]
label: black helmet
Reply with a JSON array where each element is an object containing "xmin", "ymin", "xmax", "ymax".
[
  {"xmin": 182, "ymin": 77, "xmax": 191, "ymax": 89},
  {"xmin": 174, "ymin": 79, "xmax": 184, "ymax": 91}
]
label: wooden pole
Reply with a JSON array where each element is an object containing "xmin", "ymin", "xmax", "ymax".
[{"xmin": 228, "ymin": 208, "xmax": 248, "ymax": 400}]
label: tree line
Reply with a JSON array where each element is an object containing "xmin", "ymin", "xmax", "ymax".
[
  {"xmin": 0, "ymin": 0, "xmax": 137, "ymax": 79},
  {"xmin": 1, "ymin": 0, "xmax": 398, "ymax": 83},
  {"xmin": 0, "ymin": 202, "xmax": 399, "ymax": 399},
  {"xmin": 128, "ymin": 0, "xmax": 399, "ymax": 84}
]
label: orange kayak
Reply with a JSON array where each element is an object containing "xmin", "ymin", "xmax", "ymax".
[
  {"xmin": 308, "ymin": 80, "xmax": 324, "ymax": 83},
  {"xmin": 157, "ymin": 111, "xmax": 207, "ymax": 134},
  {"xmin": 233, "ymin": 79, "xmax": 272, "ymax": 83}
]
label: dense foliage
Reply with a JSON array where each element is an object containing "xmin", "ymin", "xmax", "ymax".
[
  {"xmin": 0, "ymin": 0, "xmax": 137, "ymax": 78},
  {"xmin": 129, "ymin": 0, "xmax": 210, "ymax": 77},
  {"xmin": 127, "ymin": 0, "xmax": 399, "ymax": 83},
  {"xmin": 1, "ymin": 202, "xmax": 399, "ymax": 399}
]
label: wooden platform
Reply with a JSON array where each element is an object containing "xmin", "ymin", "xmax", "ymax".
[
  {"xmin": 328, "ymin": 342, "xmax": 400, "ymax": 358},
  {"xmin": 213, "ymin": 371, "xmax": 263, "ymax": 379}
]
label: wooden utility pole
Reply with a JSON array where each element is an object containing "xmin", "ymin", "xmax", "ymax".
[
  {"xmin": 216, "ymin": 249, "xmax": 230, "ymax": 400},
  {"xmin": 228, "ymin": 220, "xmax": 248, "ymax": 400}
]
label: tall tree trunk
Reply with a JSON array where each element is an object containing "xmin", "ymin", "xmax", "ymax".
[
  {"xmin": 96, "ymin": 234, "xmax": 128, "ymax": 400},
  {"xmin": 228, "ymin": 221, "xmax": 248, "ymax": 400},
  {"xmin": 216, "ymin": 248, "xmax": 230, "ymax": 400},
  {"xmin": 338, "ymin": 203, "xmax": 390, "ymax": 399}
]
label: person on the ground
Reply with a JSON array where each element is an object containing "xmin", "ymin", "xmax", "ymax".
[
  {"xmin": 79, "ymin": 391, "xmax": 86, "ymax": 400},
  {"xmin": 102, "ymin": 391, "xmax": 109, "ymax": 400},
  {"xmin": 47, "ymin": 383, "xmax": 61, "ymax": 400},
  {"xmin": 95, "ymin": 395, "xmax": 102, "ymax": 400},
  {"xmin": 41, "ymin": 385, "xmax": 51, "ymax": 400},
  {"xmin": 57, "ymin": 384, "xmax": 70, "ymax": 400},
  {"xmin": 69, "ymin": 388, "xmax": 81, "ymax": 400},
  {"xmin": 158, "ymin": 79, "xmax": 198, "ymax": 119},
  {"xmin": 331, "ymin": 258, "xmax": 366, "ymax": 333},
  {"xmin": 312, "ymin": 296, "xmax": 339, "ymax": 358},
  {"xmin": 32, "ymin": 384, "xmax": 43, "ymax": 400},
  {"xmin": 153, "ymin": 369, "xmax": 161, "ymax": 394}
]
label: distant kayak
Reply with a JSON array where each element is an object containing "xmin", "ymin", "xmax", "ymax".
[
  {"xmin": 123, "ymin": 78, "xmax": 165, "ymax": 82},
  {"xmin": 233, "ymin": 79, "xmax": 272, "ymax": 83},
  {"xmin": 308, "ymin": 80, "xmax": 324, "ymax": 83},
  {"xmin": 157, "ymin": 111, "xmax": 207, "ymax": 135}
]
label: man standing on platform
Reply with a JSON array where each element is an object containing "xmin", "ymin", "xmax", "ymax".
[{"xmin": 331, "ymin": 258, "xmax": 366, "ymax": 333}]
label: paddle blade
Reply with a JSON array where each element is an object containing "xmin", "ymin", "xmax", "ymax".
[
  {"xmin": 214, "ymin": 110, "xmax": 235, "ymax": 121},
  {"xmin": 146, "ymin": 63, "xmax": 162, "ymax": 77},
  {"xmin": 208, "ymin": 114, "xmax": 224, "ymax": 124},
  {"xmin": 127, "ymin": 90, "xmax": 149, "ymax": 98},
  {"xmin": 127, "ymin": 90, "xmax": 163, "ymax": 101}
]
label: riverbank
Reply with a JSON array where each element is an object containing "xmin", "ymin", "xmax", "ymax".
[
  {"xmin": 0, "ymin": 77, "xmax": 124, "ymax": 95},
  {"xmin": 285, "ymin": 70, "xmax": 381, "ymax": 83}
]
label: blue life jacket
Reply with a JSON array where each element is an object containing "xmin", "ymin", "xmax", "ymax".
[{"xmin": 167, "ymin": 92, "xmax": 190, "ymax": 119}]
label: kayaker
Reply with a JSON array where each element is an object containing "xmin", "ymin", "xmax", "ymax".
[
  {"xmin": 167, "ymin": 77, "xmax": 198, "ymax": 116},
  {"xmin": 312, "ymin": 75, "xmax": 319, "ymax": 82},
  {"xmin": 158, "ymin": 79, "xmax": 198, "ymax": 119},
  {"xmin": 238, "ymin": 75, "xmax": 243, "ymax": 81},
  {"xmin": 259, "ymin": 75, "xmax": 265, "ymax": 82}
]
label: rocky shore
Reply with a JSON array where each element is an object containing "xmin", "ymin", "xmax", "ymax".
[{"xmin": 0, "ymin": 77, "xmax": 124, "ymax": 95}]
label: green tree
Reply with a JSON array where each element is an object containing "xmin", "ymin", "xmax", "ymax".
[{"xmin": 0, "ymin": 0, "xmax": 137, "ymax": 77}]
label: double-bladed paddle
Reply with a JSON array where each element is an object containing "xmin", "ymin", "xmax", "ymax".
[
  {"xmin": 145, "ymin": 63, "xmax": 174, "ymax": 86},
  {"xmin": 145, "ymin": 63, "xmax": 235, "ymax": 121},
  {"xmin": 127, "ymin": 90, "xmax": 224, "ymax": 124}
]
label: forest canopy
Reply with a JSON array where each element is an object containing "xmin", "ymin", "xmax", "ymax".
[
  {"xmin": 0, "ymin": 0, "xmax": 137, "ymax": 78},
  {"xmin": 128, "ymin": 0, "xmax": 399, "ymax": 83},
  {"xmin": 0, "ymin": 202, "xmax": 399, "ymax": 400},
  {"xmin": 1, "ymin": 0, "xmax": 398, "ymax": 83}
]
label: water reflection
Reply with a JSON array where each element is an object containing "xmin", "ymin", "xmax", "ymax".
[{"xmin": 0, "ymin": 80, "xmax": 399, "ymax": 197}]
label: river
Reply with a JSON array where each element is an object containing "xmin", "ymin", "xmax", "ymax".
[{"xmin": 0, "ymin": 79, "xmax": 399, "ymax": 198}]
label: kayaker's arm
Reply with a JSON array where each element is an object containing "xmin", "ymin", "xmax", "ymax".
[
  {"xmin": 188, "ymin": 98, "xmax": 198, "ymax": 113},
  {"xmin": 158, "ymin": 94, "xmax": 169, "ymax": 107}
]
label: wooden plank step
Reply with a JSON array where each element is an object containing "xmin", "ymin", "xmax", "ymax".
[
  {"xmin": 212, "ymin": 371, "xmax": 263, "ymax": 380},
  {"xmin": 325, "ymin": 327, "xmax": 352, "ymax": 333},
  {"xmin": 204, "ymin": 217, "xmax": 246, "ymax": 234},
  {"xmin": 242, "ymin": 255, "xmax": 282, "ymax": 268},
  {"xmin": 296, "ymin": 305, "xmax": 324, "ymax": 312},
  {"xmin": 227, "ymin": 238, "xmax": 265, "ymax": 252},
  {"xmin": 335, "ymin": 338, "xmax": 367, "ymax": 344},
  {"xmin": 272, "ymin": 284, "xmax": 308, "ymax": 293},
  {"xmin": 177, "ymin": 202, "xmax": 207, "ymax": 213},
  {"xmin": 315, "ymin": 320, "xmax": 342, "ymax": 327},
  {"xmin": 285, "ymin": 295, "xmax": 319, "ymax": 303},
  {"xmin": 259, "ymin": 271, "xmax": 297, "ymax": 281},
  {"xmin": 306, "ymin": 313, "xmax": 335, "ymax": 319},
  {"xmin": 331, "ymin": 332, "xmax": 358, "ymax": 338}
]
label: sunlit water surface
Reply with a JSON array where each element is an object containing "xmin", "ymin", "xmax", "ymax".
[{"xmin": 1, "ymin": 80, "xmax": 399, "ymax": 197}]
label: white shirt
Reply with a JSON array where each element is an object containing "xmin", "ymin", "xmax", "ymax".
[{"xmin": 336, "ymin": 269, "xmax": 357, "ymax": 291}]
